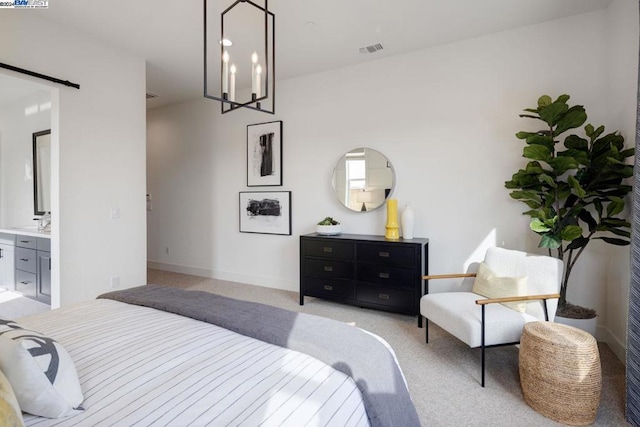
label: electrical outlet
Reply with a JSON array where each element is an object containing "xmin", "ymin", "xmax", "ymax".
[
  {"xmin": 165, "ymin": 247, "xmax": 170, "ymax": 255},
  {"xmin": 111, "ymin": 276, "xmax": 120, "ymax": 289},
  {"xmin": 110, "ymin": 207, "xmax": 121, "ymax": 219}
]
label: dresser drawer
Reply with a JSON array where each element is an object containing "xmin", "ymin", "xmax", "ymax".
[
  {"xmin": 357, "ymin": 263, "xmax": 416, "ymax": 289},
  {"xmin": 304, "ymin": 277, "xmax": 355, "ymax": 300},
  {"xmin": 15, "ymin": 269, "xmax": 37, "ymax": 298},
  {"xmin": 15, "ymin": 235, "xmax": 37, "ymax": 249},
  {"xmin": 303, "ymin": 239, "xmax": 354, "ymax": 260},
  {"xmin": 15, "ymin": 247, "xmax": 37, "ymax": 273},
  {"xmin": 304, "ymin": 259, "xmax": 354, "ymax": 279},
  {"xmin": 357, "ymin": 284, "xmax": 415, "ymax": 312},
  {"xmin": 357, "ymin": 243, "xmax": 416, "ymax": 267}
]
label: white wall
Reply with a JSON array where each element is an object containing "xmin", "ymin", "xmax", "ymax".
[
  {"xmin": 603, "ymin": 0, "xmax": 639, "ymax": 361},
  {"xmin": 0, "ymin": 12, "xmax": 147, "ymax": 307},
  {"xmin": 148, "ymin": 7, "xmax": 636, "ymax": 356},
  {"xmin": 0, "ymin": 91, "xmax": 52, "ymax": 227}
]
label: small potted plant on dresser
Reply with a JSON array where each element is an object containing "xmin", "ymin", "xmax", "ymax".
[
  {"xmin": 505, "ymin": 94, "xmax": 634, "ymax": 335},
  {"xmin": 316, "ymin": 217, "xmax": 341, "ymax": 236}
]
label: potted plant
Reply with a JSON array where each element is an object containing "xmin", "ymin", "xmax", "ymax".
[
  {"xmin": 316, "ymin": 217, "xmax": 341, "ymax": 235},
  {"xmin": 505, "ymin": 94, "xmax": 634, "ymax": 328}
]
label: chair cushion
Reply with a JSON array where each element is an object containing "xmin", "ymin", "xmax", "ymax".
[
  {"xmin": 420, "ymin": 292, "xmax": 538, "ymax": 347},
  {"xmin": 484, "ymin": 247, "xmax": 563, "ymax": 321},
  {"xmin": 471, "ymin": 262, "xmax": 527, "ymax": 313}
]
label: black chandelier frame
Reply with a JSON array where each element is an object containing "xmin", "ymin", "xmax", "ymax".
[{"xmin": 203, "ymin": 0, "xmax": 275, "ymax": 114}]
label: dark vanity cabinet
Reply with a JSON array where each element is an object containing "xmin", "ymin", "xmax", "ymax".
[
  {"xmin": 300, "ymin": 233, "xmax": 428, "ymax": 321},
  {"xmin": 15, "ymin": 235, "xmax": 51, "ymax": 304}
]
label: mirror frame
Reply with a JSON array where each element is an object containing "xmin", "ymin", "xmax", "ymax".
[
  {"xmin": 331, "ymin": 147, "xmax": 396, "ymax": 213},
  {"xmin": 33, "ymin": 129, "xmax": 51, "ymax": 216}
]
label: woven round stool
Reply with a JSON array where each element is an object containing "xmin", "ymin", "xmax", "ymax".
[{"xmin": 519, "ymin": 321, "xmax": 601, "ymax": 426}]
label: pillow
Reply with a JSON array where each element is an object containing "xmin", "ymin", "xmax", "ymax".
[
  {"xmin": 0, "ymin": 320, "xmax": 84, "ymax": 418},
  {"xmin": 0, "ymin": 369, "xmax": 24, "ymax": 427},
  {"xmin": 472, "ymin": 262, "xmax": 528, "ymax": 313}
]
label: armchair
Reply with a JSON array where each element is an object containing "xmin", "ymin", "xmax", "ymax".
[{"xmin": 420, "ymin": 247, "xmax": 562, "ymax": 387}]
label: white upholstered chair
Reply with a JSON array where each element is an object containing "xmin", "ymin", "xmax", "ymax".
[{"xmin": 420, "ymin": 247, "xmax": 563, "ymax": 387}]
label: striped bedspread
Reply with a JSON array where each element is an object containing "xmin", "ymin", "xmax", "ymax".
[{"xmin": 19, "ymin": 299, "xmax": 370, "ymax": 427}]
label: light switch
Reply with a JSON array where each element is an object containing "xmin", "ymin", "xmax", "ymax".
[{"xmin": 110, "ymin": 207, "xmax": 121, "ymax": 219}]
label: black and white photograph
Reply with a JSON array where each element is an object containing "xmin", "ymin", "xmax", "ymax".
[
  {"xmin": 247, "ymin": 121, "xmax": 283, "ymax": 187},
  {"xmin": 239, "ymin": 191, "xmax": 291, "ymax": 235}
]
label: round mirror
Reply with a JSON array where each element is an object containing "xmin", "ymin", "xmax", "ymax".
[{"xmin": 331, "ymin": 148, "xmax": 395, "ymax": 212}]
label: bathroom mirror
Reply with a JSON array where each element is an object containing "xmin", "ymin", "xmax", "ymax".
[
  {"xmin": 33, "ymin": 129, "xmax": 51, "ymax": 215},
  {"xmin": 331, "ymin": 148, "xmax": 395, "ymax": 212}
]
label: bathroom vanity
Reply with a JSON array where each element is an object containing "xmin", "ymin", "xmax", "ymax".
[{"xmin": 0, "ymin": 228, "xmax": 51, "ymax": 305}]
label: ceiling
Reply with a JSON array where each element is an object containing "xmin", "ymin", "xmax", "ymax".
[{"xmin": 27, "ymin": 0, "xmax": 612, "ymax": 109}]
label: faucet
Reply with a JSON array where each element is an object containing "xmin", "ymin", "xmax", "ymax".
[{"xmin": 37, "ymin": 213, "xmax": 51, "ymax": 231}]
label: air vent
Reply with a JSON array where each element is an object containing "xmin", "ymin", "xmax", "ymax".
[
  {"xmin": 146, "ymin": 92, "xmax": 159, "ymax": 99},
  {"xmin": 358, "ymin": 43, "xmax": 384, "ymax": 54}
]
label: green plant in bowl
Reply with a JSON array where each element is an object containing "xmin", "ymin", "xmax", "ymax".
[
  {"xmin": 316, "ymin": 217, "xmax": 341, "ymax": 235},
  {"xmin": 317, "ymin": 217, "xmax": 340, "ymax": 226}
]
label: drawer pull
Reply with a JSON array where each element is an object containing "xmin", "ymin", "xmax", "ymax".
[
  {"xmin": 323, "ymin": 247, "xmax": 333, "ymax": 253},
  {"xmin": 20, "ymin": 280, "xmax": 31, "ymax": 285},
  {"xmin": 379, "ymin": 251, "xmax": 390, "ymax": 258},
  {"xmin": 323, "ymin": 285, "xmax": 333, "ymax": 291},
  {"xmin": 379, "ymin": 272, "xmax": 390, "ymax": 279},
  {"xmin": 323, "ymin": 266, "xmax": 334, "ymax": 272},
  {"xmin": 379, "ymin": 293, "xmax": 390, "ymax": 300},
  {"xmin": 20, "ymin": 258, "xmax": 29, "ymax": 262}
]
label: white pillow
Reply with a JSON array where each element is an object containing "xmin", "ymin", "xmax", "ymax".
[
  {"xmin": 0, "ymin": 321, "xmax": 83, "ymax": 418},
  {"xmin": 472, "ymin": 262, "xmax": 528, "ymax": 313}
]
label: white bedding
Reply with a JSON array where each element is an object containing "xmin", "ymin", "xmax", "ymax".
[{"xmin": 18, "ymin": 299, "xmax": 370, "ymax": 427}]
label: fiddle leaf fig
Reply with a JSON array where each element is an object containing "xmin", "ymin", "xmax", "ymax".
[
  {"xmin": 523, "ymin": 145, "xmax": 552, "ymax": 162},
  {"xmin": 540, "ymin": 234, "xmax": 562, "ymax": 249},
  {"xmin": 538, "ymin": 95, "xmax": 553, "ymax": 107},
  {"xmin": 554, "ymin": 106, "xmax": 587, "ymax": 135},
  {"xmin": 530, "ymin": 218, "xmax": 552, "ymax": 233},
  {"xmin": 505, "ymin": 94, "xmax": 634, "ymax": 311},
  {"xmin": 560, "ymin": 225, "xmax": 583, "ymax": 241}
]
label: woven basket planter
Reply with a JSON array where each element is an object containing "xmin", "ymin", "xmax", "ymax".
[{"xmin": 519, "ymin": 321, "xmax": 601, "ymax": 426}]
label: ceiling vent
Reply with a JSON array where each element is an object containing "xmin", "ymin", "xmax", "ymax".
[
  {"xmin": 359, "ymin": 43, "xmax": 384, "ymax": 54},
  {"xmin": 146, "ymin": 92, "xmax": 159, "ymax": 100}
]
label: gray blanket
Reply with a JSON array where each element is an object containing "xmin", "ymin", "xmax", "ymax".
[{"xmin": 98, "ymin": 285, "xmax": 421, "ymax": 427}]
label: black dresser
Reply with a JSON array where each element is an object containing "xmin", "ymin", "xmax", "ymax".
[{"xmin": 299, "ymin": 233, "xmax": 429, "ymax": 326}]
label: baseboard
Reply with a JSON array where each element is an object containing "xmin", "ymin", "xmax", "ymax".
[
  {"xmin": 598, "ymin": 325, "xmax": 626, "ymax": 364},
  {"xmin": 147, "ymin": 260, "xmax": 298, "ymax": 293}
]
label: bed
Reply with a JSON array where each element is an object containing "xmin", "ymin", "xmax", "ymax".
[{"xmin": 0, "ymin": 285, "xmax": 420, "ymax": 427}]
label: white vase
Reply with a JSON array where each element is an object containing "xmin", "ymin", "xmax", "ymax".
[
  {"xmin": 554, "ymin": 315, "xmax": 598, "ymax": 337},
  {"xmin": 401, "ymin": 204, "xmax": 415, "ymax": 239}
]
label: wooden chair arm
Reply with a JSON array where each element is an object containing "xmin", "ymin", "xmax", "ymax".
[
  {"xmin": 475, "ymin": 293, "xmax": 561, "ymax": 305},
  {"xmin": 422, "ymin": 273, "xmax": 476, "ymax": 280}
]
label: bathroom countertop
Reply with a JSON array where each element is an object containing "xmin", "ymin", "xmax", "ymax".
[{"xmin": 0, "ymin": 227, "xmax": 51, "ymax": 239}]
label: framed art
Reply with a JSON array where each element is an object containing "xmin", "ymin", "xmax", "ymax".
[
  {"xmin": 247, "ymin": 120, "xmax": 283, "ymax": 186},
  {"xmin": 239, "ymin": 191, "xmax": 291, "ymax": 235}
]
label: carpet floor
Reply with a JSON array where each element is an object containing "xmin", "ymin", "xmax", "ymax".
[
  {"xmin": 146, "ymin": 269, "xmax": 628, "ymax": 427},
  {"xmin": 0, "ymin": 288, "xmax": 50, "ymax": 320}
]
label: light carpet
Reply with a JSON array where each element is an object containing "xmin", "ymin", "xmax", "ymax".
[
  {"xmin": 0, "ymin": 288, "xmax": 49, "ymax": 320},
  {"xmin": 147, "ymin": 269, "xmax": 628, "ymax": 427}
]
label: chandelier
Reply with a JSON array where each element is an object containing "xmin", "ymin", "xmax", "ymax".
[{"xmin": 204, "ymin": 0, "xmax": 275, "ymax": 114}]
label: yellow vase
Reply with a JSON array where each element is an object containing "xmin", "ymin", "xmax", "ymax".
[{"xmin": 385, "ymin": 199, "xmax": 400, "ymax": 240}]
